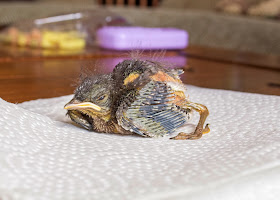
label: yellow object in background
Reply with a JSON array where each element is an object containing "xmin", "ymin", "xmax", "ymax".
[
  {"xmin": 42, "ymin": 31, "xmax": 86, "ymax": 50},
  {"xmin": 0, "ymin": 28, "xmax": 86, "ymax": 50},
  {"xmin": 17, "ymin": 34, "xmax": 28, "ymax": 47}
]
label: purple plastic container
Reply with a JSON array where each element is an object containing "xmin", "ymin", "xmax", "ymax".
[{"xmin": 96, "ymin": 26, "xmax": 188, "ymax": 50}]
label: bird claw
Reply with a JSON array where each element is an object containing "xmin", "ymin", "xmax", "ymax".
[
  {"xmin": 171, "ymin": 124, "xmax": 210, "ymax": 140},
  {"xmin": 171, "ymin": 101, "xmax": 210, "ymax": 140}
]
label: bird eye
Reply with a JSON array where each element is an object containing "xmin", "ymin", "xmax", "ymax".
[{"xmin": 97, "ymin": 95, "xmax": 106, "ymax": 101}]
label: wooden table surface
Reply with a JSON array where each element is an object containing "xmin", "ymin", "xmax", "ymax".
[{"xmin": 0, "ymin": 44, "xmax": 279, "ymax": 103}]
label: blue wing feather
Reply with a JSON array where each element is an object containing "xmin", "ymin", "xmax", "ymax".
[{"xmin": 116, "ymin": 81, "xmax": 190, "ymax": 138}]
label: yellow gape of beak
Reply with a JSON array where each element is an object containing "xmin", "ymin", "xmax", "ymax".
[{"xmin": 64, "ymin": 102, "xmax": 102, "ymax": 111}]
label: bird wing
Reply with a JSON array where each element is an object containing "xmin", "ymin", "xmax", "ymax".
[{"xmin": 116, "ymin": 80, "xmax": 190, "ymax": 138}]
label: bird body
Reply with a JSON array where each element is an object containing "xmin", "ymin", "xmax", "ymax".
[{"xmin": 65, "ymin": 59, "xmax": 209, "ymax": 140}]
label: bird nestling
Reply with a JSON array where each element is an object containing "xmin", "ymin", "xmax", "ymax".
[{"xmin": 64, "ymin": 59, "xmax": 210, "ymax": 140}]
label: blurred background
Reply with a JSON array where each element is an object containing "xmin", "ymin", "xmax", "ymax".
[
  {"xmin": 0, "ymin": 0, "xmax": 280, "ymax": 55},
  {"xmin": 0, "ymin": 0, "xmax": 279, "ymax": 103}
]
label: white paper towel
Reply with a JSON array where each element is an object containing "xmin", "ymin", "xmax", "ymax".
[{"xmin": 0, "ymin": 85, "xmax": 279, "ymax": 200}]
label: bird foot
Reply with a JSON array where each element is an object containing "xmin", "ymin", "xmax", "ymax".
[{"xmin": 171, "ymin": 124, "xmax": 210, "ymax": 140}]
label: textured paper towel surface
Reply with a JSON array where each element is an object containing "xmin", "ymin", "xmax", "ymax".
[{"xmin": 0, "ymin": 85, "xmax": 280, "ymax": 200}]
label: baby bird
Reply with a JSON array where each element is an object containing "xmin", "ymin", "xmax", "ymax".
[{"xmin": 64, "ymin": 59, "xmax": 209, "ymax": 140}]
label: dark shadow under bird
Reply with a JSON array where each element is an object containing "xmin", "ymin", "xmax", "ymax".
[{"xmin": 64, "ymin": 59, "xmax": 209, "ymax": 140}]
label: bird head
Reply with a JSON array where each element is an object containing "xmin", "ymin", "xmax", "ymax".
[{"xmin": 64, "ymin": 74, "xmax": 114, "ymax": 130}]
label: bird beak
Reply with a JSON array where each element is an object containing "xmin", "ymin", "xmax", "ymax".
[{"xmin": 64, "ymin": 102, "xmax": 101, "ymax": 111}]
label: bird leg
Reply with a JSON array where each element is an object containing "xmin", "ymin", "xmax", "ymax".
[{"xmin": 172, "ymin": 102, "xmax": 209, "ymax": 140}]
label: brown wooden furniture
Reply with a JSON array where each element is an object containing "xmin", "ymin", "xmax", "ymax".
[
  {"xmin": 97, "ymin": 0, "xmax": 159, "ymax": 7},
  {"xmin": 0, "ymin": 44, "xmax": 279, "ymax": 103}
]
